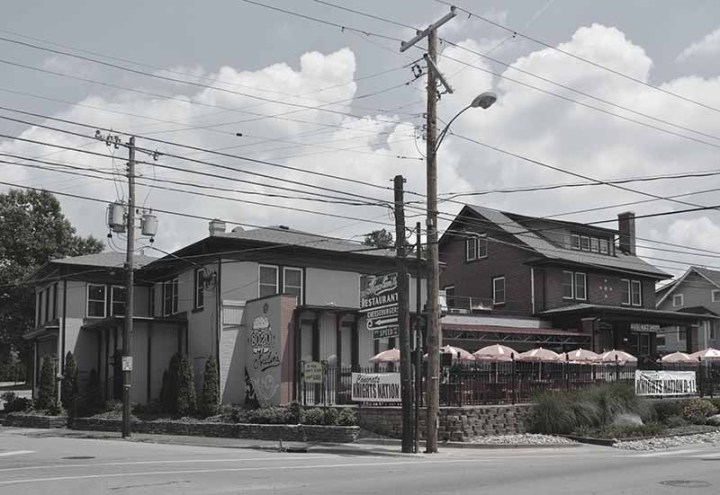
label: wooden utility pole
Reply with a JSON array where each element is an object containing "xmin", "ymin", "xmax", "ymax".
[
  {"xmin": 394, "ymin": 175, "xmax": 413, "ymax": 453},
  {"xmin": 122, "ymin": 136, "xmax": 136, "ymax": 439},
  {"xmin": 400, "ymin": 6, "xmax": 456, "ymax": 455},
  {"xmin": 414, "ymin": 221, "xmax": 423, "ymax": 453}
]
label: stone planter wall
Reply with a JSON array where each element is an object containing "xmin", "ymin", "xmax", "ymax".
[
  {"xmin": 3, "ymin": 413, "xmax": 68, "ymax": 429},
  {"xmin": 359, "ymin": 405, "xmax": 532, "ymax": 442},
  {"xmin": 70, "ymin": 418, "xmax": 359, "ymax": 443}
]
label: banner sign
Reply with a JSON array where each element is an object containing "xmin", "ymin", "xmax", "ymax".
[
  {"xmin": 304, "ymin": 361, "xmax": 323, "ymax": 384},
  {"xmin": 360, "ymin": 273, "xmax": 398, "ymax": 338},
  {"xmin": 630, "ymin": 323, "xmax": 661, "ymax": 333},
  {"xmin": 635, "ymin": 370, "xmax": 697, "ymax": 396},
  {"xmin": 351, "ymin": 372, "xmax": 401, "ymax": 402}
]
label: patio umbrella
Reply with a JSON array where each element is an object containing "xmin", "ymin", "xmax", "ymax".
[
  {"xmin": 517, "ymin": 347, "xmax": 560, "ymax": 362},
  {"xmin": 599, "ymin": 349, "xmax": 637, "ymax": 364},
  {"xmin": 473, "ymin": 344, "xmax": 517, "ymax": 362},
  {"xmin": 557, "ymin": 348, "xmax": 600, "ymax": 364},
  {"xmin": 439, "ymin": 345, "xmax": 476, "ymax": 362},
  {"xmin": 690, "ymin": 347, "xmax": 720, "ymax": 361},
  {"xmin": 369, "ymin": 348, "xmax": 400, "ymax": 363},
  {"xmin": 659, "ymin": 351, "xmax": 698, "ymax": 365}
]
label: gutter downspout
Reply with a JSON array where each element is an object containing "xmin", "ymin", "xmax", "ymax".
[
  {"xmin": 530, "ymin": 268, "xmax": 536, "ymax": 315},
  {"xmin": 61, "ymin": 280, "xmax": 67, "ymax": 370},
  {"xmin": 215, "ymin": 257, "xmax": 222, "ymax": 362}
]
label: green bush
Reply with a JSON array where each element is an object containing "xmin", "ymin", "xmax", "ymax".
[
  {"xmin": 236, "ymin": 407, "xmax": 290, "ymax": 424},
  {"xmin": 61, "ymin": 352, "xmax": 78, "ymax": 409},
  {"xmin": 322, "ymin": 407, "xmax": 339, "ymax": 426},
  {"xmin": 175, "ymin": 355, "xmax": 196, "ymax": 417},
  {"xmin": 288, "ymin": 401, "xmax": 302, "ymax": 424},
  {"xmin": 664, "ymin": 415, "xmax": 688, "ymax": 428},
  {"xmin": 653, "ymin": 400, "xmax": 686, "ymax": 422},
  {"xmin": 337, "ymin": 408, "xmax": 357, "ymax": 426},
  {"xmin": 199, "ymin": 357, "xmax": 220, "ymax": 418},
  {"xmin": 1, "ymin": 392, "xmax": 33, "ymax": 412},
  {"xmin": 302, "ymin": 408, "xmax": 326, "ymax": 426},
  {"xmin": 528, "ymin": 392, "xmax": 577, "ymax": 434},
  {"xmin": 682, "ymin": 399, "xmax": 718, "ymax": 424},
  {"xmin": 35, "ymin": 357, "xmax": 56, "ymax": 410}
]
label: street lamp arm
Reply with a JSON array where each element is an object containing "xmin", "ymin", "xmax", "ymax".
[{"xmin": 435, "ymin": 104, "xmax": 471, "ymax": 151}]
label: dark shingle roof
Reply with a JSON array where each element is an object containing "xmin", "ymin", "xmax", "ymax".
[
  {"xmin": 217, "ymin": 226, "xmax": 393, "ymax": 257},
  {"xmin": 693, "ymin": 267, "xmax": 720, "ymax": 288},
  {"xmin": 466, "ymin": 205, "xmax": 668, "ymax": 278}
]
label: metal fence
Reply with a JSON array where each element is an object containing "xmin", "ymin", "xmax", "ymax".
[{"xmin": 298, "ymin": 362, "xmax": 720, "ymax": 406}]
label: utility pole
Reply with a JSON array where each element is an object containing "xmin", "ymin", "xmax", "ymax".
[
  {"xmin": 122, "ymin": 136, "xmax": 136, "ymax": 439},
  {"xmin": 394, "ymin": 175, "xmax": 413, "ymax": 453},
  {"xmin": 414, "ymin": 221, "xmax": 423, "ymax": 454},
  {"xmin": 400, "ymin": 6, "xmax": 456, "ymax": 454}
]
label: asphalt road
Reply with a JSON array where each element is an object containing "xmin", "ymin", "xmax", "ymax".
[{"xmin": 1, "ymin": 427, "xmax": 720, "ymax": 494}]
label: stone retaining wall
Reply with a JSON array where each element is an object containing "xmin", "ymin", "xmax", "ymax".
[
  {"xmin": 359, "ymin": 405, "xmax": 532, "ymax": 441},
  {"xmin": 3, "ymin": 413, "xmax": 68, "ymax": 429},
  {"xmin": 70, "ymin": 418, "xmax": 359, "ymax": 443}
]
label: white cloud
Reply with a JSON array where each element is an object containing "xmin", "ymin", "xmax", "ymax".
[{"xmin": 677, "ymin": 27, "xmax": 720, "ymax": 61}]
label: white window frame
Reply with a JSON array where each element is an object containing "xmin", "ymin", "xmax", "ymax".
[
  {"xmin": 163, "ymin": 278, "xmax": 179, "ymax": 316},
  {"xmin": 599, "ymin": 238, "xmax": 609, "ymax": 254},
  {"xmin": 195, "ymin": 268, "xmax": 205, "ymax": 310},
  {"xmin": 444, "ymin": 285, "xmax": 456, "ymax": 308},
  {"xmin": 712, "ymin": 290, "xmax": 720, "ymax": 303},
  {"xmin": 672, "ymin": 293, "xmax": 684, "ymax": 308},
  {"xmin": 466, "ymin": 236, "xmax": 477, "ymax": 261},
  {"xmin": 110, "ymin": 285, "xmax": 126, "ymax": 317},
  {"xmin": 580, "ymin": 236, "xmax": 590, "ymax": 251},
  {"xmin": 283, "ymin": 267, "xmax": 303, "ymax": 303},
  {"xmin": 631, "ymin": 280, "xmax": 642, "ymax": 307},
  {"xmin": 492, "ymin": 276, "xmax": 506, "ymax": 305},
  {"xmin": 590, "ymin": 238, "xmax": 599, "ymax": 253},
  {"xmin": 621, "ymin": 279, "xmax": 631, "ymax": 306},
  {"xmin": 258, "ymin": 265, "xmax": 279, "ymax": 298},
  {"xmin": 678, "ymin": 326, "xmax": 686, "ymax": 342},
  {"xmin": 570, "ymin": 234, "xmax": 580, "ymax": 250},
  {"xmin": 575, "ymin": 272, "xmax": 587, "ymax": 301},
  {"xmin": 87, "ymin": 284, "xmax": 107, "ymax": 318},
  {"xmin": 562, "ymin": 271, "xmax": 574, "ymax": 300}
]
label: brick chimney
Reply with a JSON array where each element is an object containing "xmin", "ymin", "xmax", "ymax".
[
  {"xmin": 209, "ymin": 219, "xmax": 226, "ymax": 236},
  {"xmin": 618, "ymin": 212, "xmax": 636, "ymax": 255}
]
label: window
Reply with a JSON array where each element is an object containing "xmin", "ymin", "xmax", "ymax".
[
  {"xmin": 712, "ymin": 290, "xmax": 720, "ymax": 303},
  {"xmin": 283, "ymin": 267, "xmax": 303, "ymax": 303},
  {"xmin": 656, "ymin": 335, "xmax": 666, "ymax": 347},
  {"xmin": 87, "ymin": 284, "xmax": 106, "ymax": 318},
  {"xmin": 259, "ymin": 265, "xmax": 279, "ymax": 298},
  {"xmin": 44, "ymin": 287, "xmax": 51, "ymax": 323},
  {"xmin": 52, "ymin": 283, "xmax": 58, "ymax": 320},
  {"xmin": 672, "ymin": 294, "xmax": 684, "ymax": 308},
  {"xmin": 710, "ymin": 323, "xmax": 717, "ymax": 341},
  {"xmin": 465, "ymin": 235, "xmax": 487, "ymax": 261},
  {"xmin": 194, "ymin": 268, "xmax": 205, "ymax": 310},
  {"xmin": 149, "ymin": 286, "xmax": 155, "ymax": 317},
  {"xmin": 678, "ymin": 327, "xmax": 686, "ymax": 341},
  {"xmin": 35, "ymin": 291, "xmax": 41, "ymax": 324},
  {"xmin": 444, "ymin": 286, "xmax": 456, "ymax": 308},
  {"xmin": 570, "ymin": 234, "xmax": 580, "ymax": 250},
  {"xmin": 599, "ymin": 238, "xmax": 609, "ymax": 254},
  {"xmin": 111, "ymin": 286, "xmax": 126, "ymax": 316},
  {"xmin": 580, "ymin": 236, "xmax": 590, "ymax": 251},
  {"xmin": 631, "ymin": 280, "xmax": 642, "ymax": 306},
  {"xmin": 575, "ymin": 273, "xmax": 587, "ymax": 301},
  {"xmin": 562, "ymin": 271, "xmax": 574, "ymax": 299},
  {"xmin": 163, "ymin": 278, "xmax": 178, "ymax": 316},
  {"xmin": 492, "ymin": 277, "xmax": 506, "ymax": 305},
  {"xmin": 590, "ymin": 238, "xmax": 599, "ymax": 253},
  {"xmin": 621, "ymin": 279, "xmax": 631, "ymax": 305}
]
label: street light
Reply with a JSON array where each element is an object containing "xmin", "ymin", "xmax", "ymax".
[{"xmin": 424, "ymin": 91, "xmax": 496, "ymax": 452}]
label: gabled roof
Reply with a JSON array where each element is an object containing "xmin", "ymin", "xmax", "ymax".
[
  {"xmin": 655, "ymin": 266, "xmax": 720, "ymax": 307},
  {"xmin": 444, "ymin": 205, "xmax": 668, "ymax": 278},
  {"xmin": 49, "ymin": 252, "xmax": 157, "ymax": 268}
]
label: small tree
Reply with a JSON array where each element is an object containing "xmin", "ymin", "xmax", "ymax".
[
  {"xmin": 363, "ymin": 229, "xmax": 394, "ymax": 249},
  {"xmin": 199, "ymin": 356, "xmax": 220, "ymax": 418},
  {"xmin": 61, "ymin": 351, "xmax": 78, "ymax": 409},
  {"xmin": 175, "ymin": 355, "xmax": 196, "ymax": 417},
  {"xmin": 36, "ymin": 357, "xmax": 56, "ymax": 410}
]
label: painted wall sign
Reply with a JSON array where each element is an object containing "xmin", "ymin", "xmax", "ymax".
[
  {"xmin": 304, "ymin": 361, "xmax": 323, "ymax": 384},
  {"xmin": 360, "ymin": 273, "xmax": 399, "ymax": 337},
  {"xmin": 630, "ymin": 323, "xmax": 661, "ymax": 333},
  {"xmin": 635, "ymin": 370, "xmax": 697, "ymax": 396},
  {"xmin": 250, "ymin": 315, "xmax": 280, "ymax": 372},
  {"xmin": 121, "ymin": 356, "xmax": 133, "ymax": 372},
  {"xmin": 351, "ymin": 372, "xmax": 401, "ymax": 402}
]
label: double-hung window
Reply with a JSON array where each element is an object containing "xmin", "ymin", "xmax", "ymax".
[
  {"xmin": 712, "ymin": 290, "xmax": 720, "ymax": 303},
  {"xmin": 672, "ymin": 294, "xmax": 684, "ymax": 307},
  {"xmin": 575, "ymin": 273, "xmax": 587, "ymax": 300},
  {"xmin": 466, "ymin": 234, "xmax": 487, "ymax": 261},
  {"xmin": 492, "ymin": 277, "xmax": 506, "ymax": 305},
  {"xmin": 562, "ymin": 271, "xmax": 574, "ymax": 299},
  {"xmin": 194, "ymin": 268, "xmax": 205, "ymax": 310},
  {"xmin": 87, "ymin": 284, "xmax": 106, "ymax": 318},
  {"xmin": 283, "ymin": 267, "xmax": 303, "ymax": 303},
  {"xmin": 259, "ymin": 265, "xmax": 279, "ymax": 298},
  {"xmin": 445, "ymin": 286, "xmax": 456, "ymax": 308},
  {"xmin": 622, "ymin": 279, "xmax": 643, "ymax": 306},
  {"xmin": 163, "ymin": 278, "xmax": 179, "ymax": 316},
  {"xmin": 563, "ymin": 271, "xmax": 587, "ymax": 300},
  {"xmin": 111, "ymin": 286, "xmax": 126, "ymax": 316}
]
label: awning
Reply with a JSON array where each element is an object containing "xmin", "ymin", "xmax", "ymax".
[
  {"xmin": 82, "ymin": 315, "xmax": 186, "ymax": 331},
  {"xmin": 442, "ymin": 323, "xmax": 590, "ymax": 346},
  {"xmin": 539, "ymin": 304, "xmax": 713, "ymax": 325}
]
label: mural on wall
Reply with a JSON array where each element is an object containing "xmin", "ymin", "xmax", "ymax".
[
  {"xmin": 247, "ymin": 311, "xmax": 281, "ymax": 406},
  {"xmin": 244, "ymin": 367, "xmax": 260, "ymax": 408}
]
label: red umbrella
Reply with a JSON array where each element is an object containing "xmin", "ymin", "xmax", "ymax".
[
  {"xmin": 473, "ymin": 344, "xmax": 517, "ymax": 362},
  {"xmin": 599, "ymin": 349, "xmax": 637, "ymax": 364},
  {"xmin": 369, "ymin": 348, "xmax": 400, "ymax": 363},
  {"xmin": 659, "ymin": 351, "xmax": 698, "ymax": 365},
  {"xmin": 439, "ymin": 345, "xmax": 475, "ymax": 362},
  {"xmin": 691, "ymin": 348, "xmax": 720, "ymax": 361},
  {"xmin": 517, "ymin": 347, "xmax": 560, "ymax": 363},
  {"xmin": 557, "ymin": 348, "xmax": 600, "ymax": 364}
]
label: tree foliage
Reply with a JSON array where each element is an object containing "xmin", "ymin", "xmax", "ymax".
[
  {"xmin": 36, "ymin": 357, "xmax": 56, "ymax": 410},
  {"xmin": 0, "ymin": 190, "xmax": 103, "ymax": 360},
  {"xmin": 363, "ymin": 229, "xmax": 394, "ymax": 249},
  {"xmin": 61, "ymin": 351, "xmax": 78, "ymax": 409},
  {"xmin": 199, "ymin": 356, "xmax": 220, "ymax": 417},
  {"xmin": 175, "ymin": 354, "xmax": 196, "ymax": 417}
]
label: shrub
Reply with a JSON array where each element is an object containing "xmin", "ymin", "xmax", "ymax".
[
  {"xmin": 61, "ymin": 351, "xmax": 78, "ymax": 409},
  {"xmin": 237, "ymin": 407, "xmax": 290, "ymax": 424},
  {"xmin": 199, "ymin": 356, "xmax": 220, "ymax": 418},
  {"xmin": 528, "ymin": 392, "xmax": 577, "ymax": 435},
  {"xmin": 337, "ymin": 408, "xmax": 357, "ymax": 426},
  {"xmin": 1, "ymin": 392, "xmax": 33, "ymax": 413},
  {"xmin": 682, "ymin": 398, "xmax": 718, "ymax": 424},
  {"xmin": 175, "ymin": 355, "xmax": 196, "ymax": 417},
  {"xmin": 664, "ymin": 415, "xmax": 688, "ymax": 428},
  {"xmin": 35, "ymin": 357, "xmax": 56, "ymax": 410},
  {"xmin": 288, "ymin": 401, "xmax": 302, "ymax": 424},
  {"xmin": 160, "ymin": 369, "xmax": 172, "ymax": 412},
  {"xmin": 302, "ymin": 408, "xmax": 327, "ymax": 426},
  {"xmin": 322, "ymin": 407, "xmax": 339, "ymax": 426},
  {"xmin": 653, "ymin": 400, "xmax": 686, "ymax": 422},
  {"xmin": 104, "ymin": 399, "xmax": 123, "ymax": 414}
]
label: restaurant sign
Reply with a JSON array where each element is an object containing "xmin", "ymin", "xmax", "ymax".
[
  {"xmin": 360, "ymin": 273, "xmax": 399, "ymax": 339},
  {"xmin": 635, "ymin": 370, "xmax": 696, "ymax": 396},
  {"xmin": 630, "ymin": 323, "xmax": 661, "ymax": 333},
  {"xmin": 351, "ymin": 372, "xmax": 401, "ymax": 402}
]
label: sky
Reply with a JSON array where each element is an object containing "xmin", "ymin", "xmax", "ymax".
[{"xmin": 1, "ymin": 0, "xmax": 720, "ymax": 280}]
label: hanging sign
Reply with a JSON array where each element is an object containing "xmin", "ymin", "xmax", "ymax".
[
  {"xmin": 351, "ymin": 372, "xmax": 401, "ymax": 402},
  {"xmin": 360, "ymin": 273, "xmax": 398, "ymax": 338},
  {"xmin": 635, "ymin": 370, "xmax": 696, "ymax": 396},
  {"xmin": 304, "ymin": 361, "xmax": 323, "ymax": 384}
]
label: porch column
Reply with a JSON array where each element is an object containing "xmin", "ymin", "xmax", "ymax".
[
  {"xmin": 351, "ymin": 314, "xmax": 359, "ymax": 371},
  {"xmin": 686, "ymin": 325, "xmax": 695, "ymax": 354}
]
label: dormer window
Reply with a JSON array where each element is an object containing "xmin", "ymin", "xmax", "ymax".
[
  {"xmin": 466, "ymin": 234, "xmax": 487, "ymax": 262},
  {"xmin": 570, "ymin": 232, "xmax": 612, "ymax": 255}
]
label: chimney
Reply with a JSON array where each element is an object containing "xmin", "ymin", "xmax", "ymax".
[
  {"xmin": 209, "ymin": 219, "xmax": 226, "ymax": 237},
  {"xmin": 618, "ymin": 211, "xmax": 636, "ymax": 255}
]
